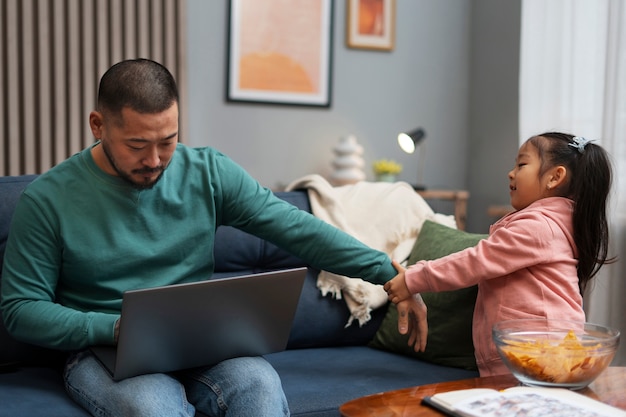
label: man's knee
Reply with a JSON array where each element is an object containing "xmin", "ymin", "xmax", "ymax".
[
  {"xmin": 236, "ymin": 357, "xmax": 283, "ymax": 393},
  {"xmin": 65, "ymin": 351, "xmax": 194, "ymax": 417}
]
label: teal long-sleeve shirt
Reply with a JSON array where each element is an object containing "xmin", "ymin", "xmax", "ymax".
[{"xmin": 1, "ymin": 143, "xmax": 396, "ymax": 350}]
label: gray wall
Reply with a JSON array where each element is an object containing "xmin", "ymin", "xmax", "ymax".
[
  {"xmin": 467, "ymin": 0, "xmax": 521, "ymax": 232},
  {"xmin": 185, "ymin": 0, "xmax": 521, "ymax": 233}
]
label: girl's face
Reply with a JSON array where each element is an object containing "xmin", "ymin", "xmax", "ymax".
[{"xmin": 507, "ymin": 141, "xmax": 554, "ymax": 210}]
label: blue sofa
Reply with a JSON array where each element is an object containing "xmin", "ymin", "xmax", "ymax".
[{"xmin": 0, "ymin": 174, "xmax": 479, "ymax": 417}]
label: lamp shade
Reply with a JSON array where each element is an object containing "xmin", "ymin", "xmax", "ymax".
[{"xmin": 397, "ymin": 128, "xmax": 426, "ymax": 154}]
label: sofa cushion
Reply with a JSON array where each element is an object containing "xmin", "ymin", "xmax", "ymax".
[
  {"xmin": 369, "ymin": 220, "xmax": 487, "ymax": 370},
  {"xmin": 213, "ymin": 191, "xmax": 312, "ymax": 273},
  {"xmin": 0, "ymin": 175, "xmax": 65, "ymax": 369},
  {"xmin": 0, "ymin": 367, "xmax": 90, "ymax": 417},
  {"xmin": 0, "ymin": 175, "xmax": 38, "ymax": 276},
  {"xmin": 213, "ymin": 226, "xmax": 308, "ymax": 273},
  {"xmin": 286, "ymin": 268, "xmax": 386, "ymax": 349},
  {"xmin": 265, "ymin": 346, "xmax": 479, "ymax": 417}
]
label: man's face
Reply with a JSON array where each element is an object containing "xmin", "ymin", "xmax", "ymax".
[{"xmin": 90, "ymin": 104, "xmax": 179, "ymax": 189}]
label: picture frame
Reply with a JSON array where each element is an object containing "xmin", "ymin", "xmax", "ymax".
[
  {"xmin": 226, "ymin": 0, "xmax": 333, "ymax": 107},
  {"xmin": 346, "ymin": 0, "xmax": 395, "ymax": 51}
]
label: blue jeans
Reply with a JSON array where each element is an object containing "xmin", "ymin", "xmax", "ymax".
[{"xmin": 64, "ymin": 350, "xmax": 289, "ymax": 417}]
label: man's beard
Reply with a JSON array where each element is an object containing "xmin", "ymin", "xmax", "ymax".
[{"xmin": 101, "ymin": 141, "xmax": 166, "ymax": 190}]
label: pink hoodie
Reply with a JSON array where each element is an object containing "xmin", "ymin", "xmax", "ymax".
[{"xmin": 404, "ymin": 197, "xmax": 584, "ymax": 376}]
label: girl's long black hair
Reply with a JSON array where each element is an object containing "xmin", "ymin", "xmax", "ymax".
[{"xmin": 529, "ymin": 132, "xmax": 615, "ymax": 294}]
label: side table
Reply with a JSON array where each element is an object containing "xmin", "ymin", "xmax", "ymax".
[
  {"xmin": 340, "ymin": 367, "xmax": 626, "ymax": 416},
  {"xmin": 417, "ymin": 190, "xmax": 469, "ymax": 231},
  {"xmin": 487, "ymin": 204, "xmax": 514, "ymax": 219}
]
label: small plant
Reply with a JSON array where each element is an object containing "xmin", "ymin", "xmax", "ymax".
[{"xmin": 372, "ymin": 159, "xmax": 402, "ymax": 175}]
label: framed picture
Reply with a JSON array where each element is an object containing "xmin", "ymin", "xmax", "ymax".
[
  {"xmin": 347, "ymin": 0, "xmax": 395, "ymax": 51},
  {"xmin": 226, "ymin": 0, "xmax": 333, "ymax": 107}
]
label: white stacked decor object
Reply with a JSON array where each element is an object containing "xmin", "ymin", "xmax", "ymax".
[{"xmin": 330, "ymin": 135, "xmax": 366, "ymax": 186}]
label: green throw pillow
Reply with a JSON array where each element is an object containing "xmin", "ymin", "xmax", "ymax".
[{"xmin": 369, "ymin": 220, "xmax": 488, "ymax": 371}]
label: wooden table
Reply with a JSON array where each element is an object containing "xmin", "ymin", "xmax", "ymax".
[
  {"xmin": 417, "ymin": 189, "xmax": 469, "ymax": 231},
  {"xmin": 340, "ymin": 367, "xmax": 626, "ymax": 416},
  {"xmin": 487, "ymin": 204, "xmax": 514, "ymax": 219}
]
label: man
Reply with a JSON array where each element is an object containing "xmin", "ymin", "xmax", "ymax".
[{"xmin": 1, "ymin": 59, "xmax": 426, "ymax": 416}]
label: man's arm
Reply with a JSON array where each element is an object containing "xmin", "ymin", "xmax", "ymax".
[
  {"xmin": 213, "ymin": 154, "xmax": 428, "ymax": 345},
  {"xmin": 1, "ymin": 195, "xmax": 118, "ymax": 350},
  {"xmin": 214, "ymin": 155, "xmax": 397, "ymax": 284}
]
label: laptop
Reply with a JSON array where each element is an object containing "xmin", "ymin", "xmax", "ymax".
[{"xmin": 90, "ymin": 267, "xmax": 307, "ymax": 380}]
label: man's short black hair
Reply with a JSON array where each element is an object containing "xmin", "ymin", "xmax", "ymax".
[{"xmin": 97, "ymin": 59, "xmax": 179, "ymax": 116}]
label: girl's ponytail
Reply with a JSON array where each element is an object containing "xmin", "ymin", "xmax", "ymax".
[
  {"xmin": 531, "ymin": 132, "xmax": 615, "ymax": 294},
  {"xmin": 570, "ymin": 142, "xmax": 613, "ymax": 293}
]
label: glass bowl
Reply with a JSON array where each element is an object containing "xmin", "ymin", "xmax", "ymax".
[{"xmin": 493, "ymin": 318, "xmax": 620, "ymax": 390}]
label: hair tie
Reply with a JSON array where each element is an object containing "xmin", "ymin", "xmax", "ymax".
[{"xmin": 569, "ymin": 136, "xmax": 595, "ymax": 153}]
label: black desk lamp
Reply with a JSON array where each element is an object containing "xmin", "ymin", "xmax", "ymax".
[{"xmin": 397, "ymin": 128, "xmax": 426, "ymax": 190}]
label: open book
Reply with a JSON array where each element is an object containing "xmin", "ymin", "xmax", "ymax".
[{"xmin": 422, "ymin": 386, "xmax": 626, "ymax": 417}]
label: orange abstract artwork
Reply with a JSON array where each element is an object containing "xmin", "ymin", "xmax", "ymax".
[
  {"xmin": 358, "ymin": 0, "xmax": 385, "ymax": 36},
  {"xmin": 236, "ymin": 1, "xmax": 322, "ymax": 94},
  {"xmin": 346, "ymin": 0, "xmax": 394, "ymax": 51}
]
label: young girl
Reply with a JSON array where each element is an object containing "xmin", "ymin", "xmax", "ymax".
[{"xmin": 384, "ymin": 132, "xmax": 614, "ymax": 376}]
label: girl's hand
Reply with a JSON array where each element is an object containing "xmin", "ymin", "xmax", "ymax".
[{"xmin": 384, "ymin": 259, "xmax": 412, "ymax": 304}]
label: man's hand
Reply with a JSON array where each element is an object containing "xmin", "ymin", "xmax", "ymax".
[
  {"xmin": 114, "ymin": 319, "xmax": 120, "ymax": 342},
  {"xmin": 396, "ymin": 294, "xmax": 428, "ymax": 352},
  {"xmin": 387, "ymin": 259, "xmax": 428, "ymax": 352}
]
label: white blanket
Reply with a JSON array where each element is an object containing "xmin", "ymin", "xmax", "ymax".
[{"xmin": 286, "ymin": 175, "xmax": 456, "ymax": 327}]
